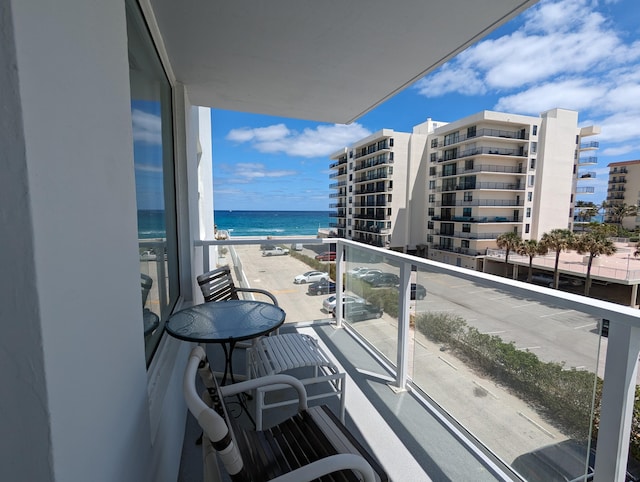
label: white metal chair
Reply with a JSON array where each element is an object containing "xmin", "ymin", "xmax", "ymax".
[
  {"xmin": 247, "ymin": 333, "xmax": 346, "ymax": 430},
  {"xmin": 184, "ymin": 346, "xmax": 386, "ymax": 482}
]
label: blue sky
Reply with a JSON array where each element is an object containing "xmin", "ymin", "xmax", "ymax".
[{"xmin": 211, "ymin": 0, "xmax": 640, "ymax": 211}]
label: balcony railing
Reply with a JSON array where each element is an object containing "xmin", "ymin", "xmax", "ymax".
[
  {"xmin": 578, "ymin": 156, "xmax": 598, "ymax": 165},
  {"xmin": 438, "ymin": 128, "xmax": 528, "ymax": 147},
  {"xmin": 194, "ymin": 237, "xmax": 640, "ymax": 481},
  {"xmin": 437, "ymin": 182, "xmax": 524, "ymax": 192},
  {"xmin": 439, "ymin": 164, "xmax": 525, "ymax": 177},
  {"xmin": 438, "ymin": 146, "xmax": 526, "ymax": 162},
  {"xmin": 434, "ymin": 199, "xmax": 524, "ymax": 207}
]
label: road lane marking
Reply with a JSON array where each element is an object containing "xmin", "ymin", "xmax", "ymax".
[
  {"xmin": 517, "ymin": 412, "xmax": 555, "ymax": 438},
  {"xmin": 574, "ymin": 323, "xmax": 596, "ymax": 330},
  {"xmin": 512, "ymin": 302, "xmax": 536, "ymax": 308},
  {"xmin": 539, "ymin": 310, "xmax": 575, "ymax": 318},
  {"xmin": 438, "ymin": 356, "xmax": 458, "ymax": 370},
  {"xmin": 271, "ymin": 289, "xmax": 298, "ymax": 294},
  {"xmin": 483, "ymin": 330, "xmax": 505, "ymax": 335}
]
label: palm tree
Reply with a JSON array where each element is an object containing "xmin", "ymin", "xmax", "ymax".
[
  {"xmin": 605, "ymin": 202, "xmax": 638, "ymax": 229},
  {"xmin": 496, "ymin": 231, "xmax": 522, "ymax": 278},
  {"xmin": 540, "ymin": 229, "xmax": 574, "ymax": 289},
  {"xmin": 516, "ymin": 239, "xmax": 548, "ymax": 283},
  {"xmin": 573, "ymin": 231, "xmax": 617, "ymax": 296}
]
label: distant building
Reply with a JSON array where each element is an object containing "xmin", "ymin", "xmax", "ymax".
[
  {"xmin": 329, "ymin": 108, "xmax": 600, "ymax": 268},
  {"xmin": 606, "ymin": 160, "xmax": 640, "ymax": 230}
]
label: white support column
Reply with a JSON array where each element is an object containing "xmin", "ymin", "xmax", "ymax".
[
  {"xmin": 335, "ymin": 242, "xmax": 345, "ymax": 328},
  {"xmin": 630, "ymin": 284, "xmax": 638, "ymax": 308},
  {"xmin": 393, "ymin": 262, "xmax": 411, "ymax": 391},
  {"xmin": 595, "ymin": 320, "xmax": 640, "ymax": 481}
]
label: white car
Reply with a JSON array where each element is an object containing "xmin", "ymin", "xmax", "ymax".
[
  {"xmin": 322, "ymin": 294, "xmax": 364, "ymax": 312},
  {"xmin": 346, "ymin": 266, "xmax": 367, "ymax": 275},
  {"xmin": 294, "ymin": 271, "xmax": 329, "ymax": 284},
  {"xmin": 353, "ymin": 268, "xmax": 382, "ymax": 279}
]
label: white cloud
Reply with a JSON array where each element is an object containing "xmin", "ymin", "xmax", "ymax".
[
  {"xmin": 494, "ymin": 79, "xmax": 607, "ymax": 114},
  {"xmin": 132, "ymin": 109, "xmax": 162, "ymax": 144},
  {"xmin": 225, "ymin": 123, "xmax": 371, "ymax": 158},
  {"xmin": 415, "ymin": 0, "xmax": 640, "ymax": 149},
  {"xmin": 219, "ymin": 162, "xmax": 297, "ymax": 183}
]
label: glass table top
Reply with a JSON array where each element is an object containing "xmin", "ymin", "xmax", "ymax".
[{"xmin": 166, "ymin": 300, "xmax": 286, "ymax": 343}]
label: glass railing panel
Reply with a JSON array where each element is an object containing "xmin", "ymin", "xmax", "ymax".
[
  {"xmin": 342, "ymin": 246, "xmax": 400, "ymax": 365},
  {"xmin": 195, "ymin": 237, "xmax": 333, "ymax": 325},
  {"xmin": 411, "ymin": 265, "xmax": 601, "ymax": 481}
]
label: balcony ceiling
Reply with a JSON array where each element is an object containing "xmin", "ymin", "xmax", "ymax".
[{"xmin": 149, "ymin": 0, "xmax": 538, "ymax": 123}]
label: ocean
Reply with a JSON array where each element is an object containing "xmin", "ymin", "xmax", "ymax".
[{"xmin": 214, "ymin": 210, "xmax": 331, "ymax": 237}]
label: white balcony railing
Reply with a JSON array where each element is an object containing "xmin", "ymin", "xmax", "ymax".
[{"xmin": 194, "ymin": 237, "xmax": 640, "ymax": 481}]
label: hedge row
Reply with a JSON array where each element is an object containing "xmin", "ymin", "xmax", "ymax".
[{"xmin": 414, "ymin": 311, "xmax": 640, "ymax": 458}]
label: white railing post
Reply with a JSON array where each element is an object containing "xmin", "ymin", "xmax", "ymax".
[
  {"xmin": 335, "ymin": 241, "xmax": 345, "ymax": 328},
  {"xmin": 595, "ymin": 320, "xmax": 640, "ymax": 481},
  {"xmin": 393, "ymin": 261, "xmax": 411, "ymax": 391}
]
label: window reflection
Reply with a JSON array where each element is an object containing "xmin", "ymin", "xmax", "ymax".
[{"xmin": 127, "ymin": 0, "xmax": 179, "ymax": 364}]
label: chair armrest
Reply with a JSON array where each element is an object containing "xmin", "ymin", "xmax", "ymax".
[
  {"xmin": 270, "ymin": 454, "xmax": 376, "ymax": 482},
  {"xmin": 219, "ymin": 375, "xmax": 308, "ymax": 412},
  {"xmin": 235, "ymin": 287, "xmax": 279, "ymax": 306}
]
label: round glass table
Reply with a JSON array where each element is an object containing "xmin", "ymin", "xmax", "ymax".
[{"xmin": 166, "ymin": 300, "xmax": 286, "ymax": 384}]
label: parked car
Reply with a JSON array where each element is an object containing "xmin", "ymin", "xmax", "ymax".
[
  {"xmin": 260, "ymin": 243, "xmax": 276, "ymax": 251},
  {"xmin": 307, "ymin": 278, "xmax": 336, "ymax": 296},
  {"xmin": 356, "ymin": 268, "xmax": 382, "ymax": 283},
  {"xmin": 531, "ymin": 273, "xmax": 581, "ymax": 288},
  {"xmin": 315, "ymin": 251, "xmax": 336, "ymax": 261},
  {"xmin": 368, "ymin": 273, "xmax": 400, "ymax": 287},
  {"xmin": 411, "ymin": 283, "xmax": 427, "ymax": 300},
  {"xmin": 290, "ymin": 243, "xmax": 304, "ymax": 251},
  {"xmin": 262, "ymin": 246, "xmax": 290, "ymax": 256},
  {"xmin": 294, "ymin": 270, "xmax": 329, "ymax": 284},
  {"xmin": 346, "ymin": 266, "xmax": 367, "ymax": 276},
  {"xmin": 332, "ymin": 303, "xmax": 383, "ymax": 322},
  {"xmin": 322, "ymin": 294, "xmax": 364, "ymax": 312}
]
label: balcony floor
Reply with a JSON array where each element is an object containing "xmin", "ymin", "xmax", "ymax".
[{"xmin": 178, "ymin": 321, "xmax": 511, "ymax": 481}]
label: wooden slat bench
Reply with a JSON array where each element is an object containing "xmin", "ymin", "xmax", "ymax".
[
  {"xmin": 184, "ymin": 346, "xmax": 388, "ymax": 482},
  {"xmin": 247, "ymin": 333, "xmax": 346, "ymax": 430}
]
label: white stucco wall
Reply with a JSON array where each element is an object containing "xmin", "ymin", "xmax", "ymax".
[{"xmin": 1, "ymin": 1, "xmax": 187, "ymax": 480}]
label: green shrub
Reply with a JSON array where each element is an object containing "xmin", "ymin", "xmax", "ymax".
[{"xmin": 414, "ymin": 311, "xmax": 600, "ymax": 438}]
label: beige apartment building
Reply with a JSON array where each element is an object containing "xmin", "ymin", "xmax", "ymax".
[
  {"xmin": 606, "ymin": 160, "xmax": 640, "ymax": 230},
  {"xmin": 328, "ymin": 122, "xmax": 441, "ymax": 249},
  {"xmin": 329, "ymin": 109, "xmax": 600, "ymax": 268}
]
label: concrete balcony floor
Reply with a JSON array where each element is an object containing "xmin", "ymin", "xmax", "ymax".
[{"xmin": 177, "ymin": 321, "xmax": 511, "ymax": 481}]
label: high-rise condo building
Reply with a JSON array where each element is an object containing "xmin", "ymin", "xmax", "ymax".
[
  {"xmin": 329, "ymin": 108, "xmax": 600, "ymax": 269},
  {"xmin": 606, "ymin": 160, "xmax": 640, "ymax": 229}
]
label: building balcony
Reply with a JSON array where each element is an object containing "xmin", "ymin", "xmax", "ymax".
[
  {"xmin": 354, "ymin": 200, "xmax": 387, "ymax": 208},
  {"xmin": 353, "ymin": 212, "xmax": 390, "ymax": 221},
  {"xmin": 576, "ymin": 186, "xmax": 595, "ymax": 194},
  {"xmin": 578, "ymin": 172, "xmax": 596, "ymax": 179},
  {"xmin": 191, "ymin": 237, "xmax": 640, "ymax": 482},
  {"xmin": 329, "ymin": 192, "xmax": 346, "ymax": 198},
  {"xmin": 437, "ymin": 182, "xmax": 524, "ymax": 192},
  {"xmin": 434, "ymin": 199, "xmax": 524, "ymax": 207},
  {"xmin": 355, "ymin": 171, "xmax": 390, "ymax": 183},
  {"xmin": 435, "ymin": 230, "xmax": 506, "ymax": 239},
  {"xmin": 438, "ymin": 146, "xmax": 527, "ymax": 162},
  {"xmin": 578, "ymin": 157, "xmax": 598, "ymax": 165},
  {"xmin": 439, "ymin": 164, "xmax": 525, "ymax": 177},
  {"xmin": 329, "ymin": 169, "xmax": 348, "ymax": 179},
  {"xmin": 329, "ymin": 180, "xmax": 347, "ymax": 189},
  {"xmin": 354, "ymin": 154, "xmax": 393, "ymax": 172},
  {"xmin": 438, "ymin": 127, "xmax": 528, "ymax": 148},
  {"xmin": 579, "ymin": 141, "xmax": 599, "ymax": 150},
  {"xmin": 329, "ymin": 158, "xmax": 348, "ymax": 169}
]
